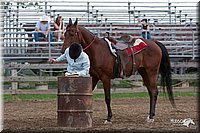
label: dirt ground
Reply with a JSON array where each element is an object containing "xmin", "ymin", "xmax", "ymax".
[{"xmin": 2, "ymin": 90, "xmax": 199, "ymax": 133}]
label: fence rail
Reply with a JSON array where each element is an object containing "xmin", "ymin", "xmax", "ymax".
[
  {"xmin": 4, "ymin": 62, "xmax": 198, "ymax": 69},
  {"xmin": 3, "ymin": 61, "xmax": 198, "ymax": 82},
  {"xmin": 3, "ymin": 61, "xmax": 198, "ymax": 92},
  {"xmin": 3, "ymin": 74, "xmax": 197, "ymax": 82}
]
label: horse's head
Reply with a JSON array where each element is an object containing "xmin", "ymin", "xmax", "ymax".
[
  {"xmin": 61, "ymin": 18, "xmax": 96, "ymax": 54},
  {"xmin": 61, "ymin": 18, "xmax": 81, "ymax": 54}
]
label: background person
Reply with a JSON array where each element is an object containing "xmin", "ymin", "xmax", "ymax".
[
  {"xmin": 34, "ymin": 15, "xmax": 53, "ymax": 42},
  {"xmin": 141, "ymin": 19, "xmax": 151, "ymax": 39},
  {"xmin": 53, "ymin": 15, "xmax": 65, "ymax": 41}
]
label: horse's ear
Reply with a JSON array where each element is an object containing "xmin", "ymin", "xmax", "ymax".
[
  {"xmin": 74, "ymin": 18, "xmax": 78, "ymax": 26},
  {"xmin": 69, "ymin": 18, "xmax": 72, "ymax": 26}
]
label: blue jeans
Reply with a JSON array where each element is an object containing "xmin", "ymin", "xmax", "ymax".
[
  {"xmin": 34, "ymin": 32, "xmax": 53, "ymax": 42},
  {"xmin": 142, "ymin": 31, "xmax": 151, "ymax": 39}
]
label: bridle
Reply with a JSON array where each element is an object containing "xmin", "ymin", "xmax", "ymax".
[
  {"xmin": 83, "ymin": 36, "xmax": 96, "ymax": 51},
  {"xmin": 76, "ymin": 27, "xmax": 96, "ymax": 51}
]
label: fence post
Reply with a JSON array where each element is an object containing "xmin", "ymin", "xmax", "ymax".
[
  {"xmin": 168, "ymin": 2, "xmax": 171, "ymax": 24},
  {"xmin": 145, "ymin": 31, "xmax": 147, "ymax": 39},
  {"xmin": 11, "ymin": 62, "xmax": 18, "ymax": 94},
  {"xmin": 87, "ymin": 2, "xmax": 90, "ymax": 23},
  {"xmin": 48, "ymin": 31, "xmax": 51, "ymax": 60},
  {"xmin": 109, "ymin": 23, "xmax": 112, "ymax": 36},
  {"xmin": 128, "ymin": 2, "xmax": 131, "ymax": 25},
  {"xmin": 192, "ymin": 30, "xmax": 195, "ymax": 60}
]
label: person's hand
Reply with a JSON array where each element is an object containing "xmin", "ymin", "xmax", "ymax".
[
  {"xmin": 50, "ymin": 58, "xmax": 57, "ymax": 63},
  {"xmin": 71, "ymin": 72, "xmax": 79, "ymax": 75},
  {"xmin": 65, "ymin": 72, "xmax": 71, "ymax": 76},
  {"xmin": 65, "ymin": 72, "xmax": 79, "ymax": 77},
  {"xmin": 40, "ymin": 31, "xmax": 47, "ymax": 35},
  {"xmin": 43, "ymin": 31, "xmax": 48, "ymax": 35}
]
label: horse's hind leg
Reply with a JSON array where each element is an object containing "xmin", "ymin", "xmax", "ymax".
[{"xmin": 138, "ymin": 68, "xmax": 159, "ymax": 122}]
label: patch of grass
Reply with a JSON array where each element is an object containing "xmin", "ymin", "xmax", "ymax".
[
  {"xmin": 3, "ymin": 91, "xmax": 198, "ymax": 102},
  {"xmin": 93, "ymin": 91, "xmax": 198, "ymax": 100},
  {"xmin": 188, "ymin": 80, "xmax": 198, "ymax": 87},
  {"xmin": 4, "ymin": 94, "xmax": 56, "ymax": 102}
]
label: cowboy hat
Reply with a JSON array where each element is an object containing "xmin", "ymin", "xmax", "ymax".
[{"xmin": 40, "ymin": 15, "xmax": 50, "ymax": 22}]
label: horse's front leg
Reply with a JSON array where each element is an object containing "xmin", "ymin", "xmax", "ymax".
[{"xmin": 102, "ymin": 78, "xmax": 112, "ymax": 124}]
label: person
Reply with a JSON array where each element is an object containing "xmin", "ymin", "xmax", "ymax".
[
  {"xmin": 34, "ymin": 15, "xmax": 53, "ymax": 42},
  {"xmin": 50, "ymin": 43, "xmax": 90, "ymax": 76},
  {"xmin": 53, "ymin": 15, "xmax": 65, "ymax": 42},
  {"xmin": 141, "ymin": 19, "xmax": 151, "ymax": 39}
]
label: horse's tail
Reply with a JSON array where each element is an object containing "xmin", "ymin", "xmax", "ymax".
[{"xmin": 155, "ymin": 41, "xmax": 176, "ymax": 108}]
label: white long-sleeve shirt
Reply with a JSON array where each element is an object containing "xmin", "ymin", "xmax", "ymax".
[{"xmin": 56, "ymin": 48, "xmax": 90, "ymax": 76}]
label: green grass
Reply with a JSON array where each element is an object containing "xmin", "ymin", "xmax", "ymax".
[
  {"xmin": 93, "ymin": 91, "xmax": 198, "ymax": 100},
  {"xmin": 4, "ymin": 94, "xmax": 56, "ymax": 102},
  {"xmin": 93, "ymin": 92, "xmax": 149, "ymax": 100},
  {"xmin": 3, "ymin": 91, "xmax": 198, "ymax": 102}
]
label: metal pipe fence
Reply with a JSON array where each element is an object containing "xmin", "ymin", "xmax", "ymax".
[
  {"xmin": 1, "ymin": 1, "xmax": 198, "ymax": 24},
  {"xmin": 1, "ymin": 1, "xmax": 199, "ymax": 92},
  {"xmin": 2, "ymin": 25, "xmax": 199, "ymax": 62},
  {"xmin": 1, "ymin": 2, "xmax": 199, "ymax": 70},
  {"xmin": 3, "ymin": 62, "xmax": 198, "ymax": 82}
]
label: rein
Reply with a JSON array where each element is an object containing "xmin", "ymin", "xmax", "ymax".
[{"xmin": 83, "ymin": 35, "xmax": 96, "ymax": 51}]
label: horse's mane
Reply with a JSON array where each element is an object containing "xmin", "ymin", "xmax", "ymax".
[
  {"xmin": 78, "ymin": 25, "xmax": 118, "ymax": 44},
  {"xmin": 78, "ymin": 25, "xmax": 96, "ymax": 37}
]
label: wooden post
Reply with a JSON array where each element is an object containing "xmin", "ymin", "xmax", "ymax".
[{"xmin": 11, "ymin": 63, "xmax": 18, "ymax": 95}]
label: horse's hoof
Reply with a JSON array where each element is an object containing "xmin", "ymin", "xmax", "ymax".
[
  {"xmin": 104, "ymin": 120, "xmax": 112, "ymax": 124},
  {"xmin": 146, "ymin": 115, "xmax": 154, "ymax": 123}
]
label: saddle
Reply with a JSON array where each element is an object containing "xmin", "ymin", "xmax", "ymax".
[
  {"xmin": 113, "ymin": 41, "xmax": 135, "ymax": 78},
  {"xmin": 105, "ymin": 35, "xmax": 147, "ymax": 78}
]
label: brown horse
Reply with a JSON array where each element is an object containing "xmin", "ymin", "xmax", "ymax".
[{"xmin": 61, "ymin": 18, "xmax": 175, "ymax": 123}]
